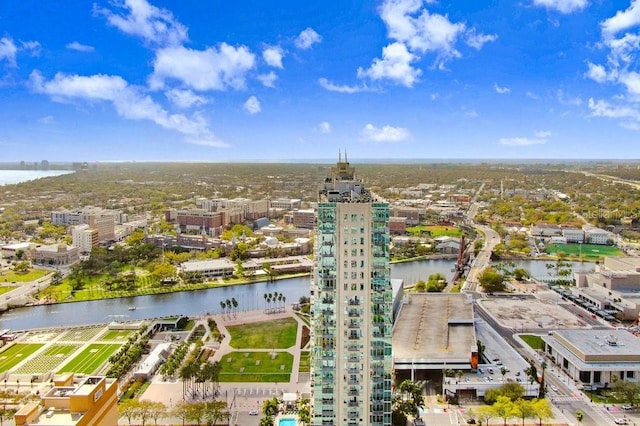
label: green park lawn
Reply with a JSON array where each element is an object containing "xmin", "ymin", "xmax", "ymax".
[
  {"xmin": 520, "ymin": 335, "xmax": 545, "ymax": 350},
  {"xmin": 0, "ymin": 269, "xmax": 49, "ymax": 283},
  {"xmin": 0, "ymin": 344, "xmax": 44, "ymax": 372},
  {"xmin": 58, "ymin": 344, "xmax": 121, "ymax": 375},
  {"xmin": 59, "ymin": 326, "xmax": 106, "ymax": 342},
  {"xmin": 0, "ymin": 286, "xmax": 17, "ymax": 295},
  {"xmin": 298, "ymin": 351, "xmax": 310, "ymax": 373},
  {"xmin": 546, "ymin": 243, "xmax": 623, "ymax": 259},
  {"xmin": 226, "ymin": 318, "xmax": 298, "ymax": 349},
  {"xmin": 406, "ymin": 225, "xmax": 463, "ymax": 238},
  {"xmin": 98, "ymin": 329, "xmax": 134, "ymax": 341},
  {"xmin": 219, "ymin": 351, "xmax": 293, "ymax": 382}
]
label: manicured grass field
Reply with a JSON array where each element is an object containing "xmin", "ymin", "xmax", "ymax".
[
  {"xmin": 546, "ymin": 243, "xmax": 623, "ymax": 258},
  {"xmin": 0, "ymin": 269, "xmax": 49, "ymax": 283},
  {"xmin": 59, "ymin": 326, "xmax": 105, "ymax": 342},
  {"xmin": 520, "ymin": 334, "xmax": 545, "ymax": 350},
  {"xmin": 227, "ymin": 318, "xmax": 298, "ymax": 349},
  {"xmin": 219, "ymin": 351, "xmax": 293, "ymax": 382},
  {"xmin": 0, "ymin": 286, "xmax": 17, "ymax": 295},
  {"xmin": 298, "ymin": 351, "xmax": 310, "ymax": 373},
  {"xmin": 58, "ymin": 344, "xmax": 121, "ymax": 374},
  {"xmin": 98, "ymin": 329, "xmax": 134, "ymax": 341},
  {"xmin": 15, "ymin": 344, "xmax": 79, "ymax": 374},
  {"xmin": 406, "ymin": 225, "xmax": 463, "ymax": 238},
  {"xmin": 0, "ymin": 344, "xmax": 44, "ymax": 372}
]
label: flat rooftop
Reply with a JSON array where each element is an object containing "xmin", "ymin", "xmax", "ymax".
[
  {"xmin": 550, "ymin": 329, "xmax": 640, "ymax": 358},
  {"xmin": 393, "ymin": 293, "xmax": 474, "ymax": 367}
]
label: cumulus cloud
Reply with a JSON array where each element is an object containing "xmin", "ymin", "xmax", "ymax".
[
  {"xmin": 494, "ymin": 83, "xmax": 511, "ymax": 94},
  {"xmin": 165, "ymin": 88, "xmax": 207, "ymax": 108},
  {"xmin": 466, "ymin": 30, "xmax": 498, "ymax": 50},
  {"xmin": 262, "ymin": 46, "xmax": 284, "ymax": 68},
  {"xmin": 319, "ymin": 121, "xmax": 331, "ymax": 133},
  {"xmin": 601, "ymin": 0, "xmax": 640, "ymax": 38},
  {"xmin": 95, "ymin": 0, "xmax": 188, "ymax": 46},
  {"xmin": 360, "ymin": 123, "xmax": 410, "ymax": 143},
  {"xmin": 258, "ymin": 71, "xmax": 278, "ymax": 88},
  {"xmin": 535, "ymin": 130, "xmax": 552, "ymax": 138},
  {"xmin": 357, "ymin": 42, "xmax": 422, "ymax": 87},
  {"xmin": 0, "ymin": 37, "xmax": 17, "ymax": 67},
  {"xmin": 588, "ymin": 97, "xmax": 640, "ymax": 121},
  {"xmin": 66, "ymin": 41, "xmax": 95, "ymax": 52},
  {"xmin": 532, "ymin": 0, "xmax": 589, "ymax": 14},
  {"xmin": 585, "ymin": 62, "xmax": 609, "ymax": 83},
  {"xmin": 149, "ymin": 44, "xmax": 255, "ymax": 91},
  {"xmin": 29, "ymin": 70, "xmax": 227, "ymax": 146},
  {"xmin": 21, "ymin": 41, "xmax": 41, "ymax": 56},
  {"xmin": 295, "ymin": 28, "xmax": 322, "ymax": 49},
  {"xmin": 318, "ymin": 78, "xmax": 365, "ymax": 93},
  {"xmin": 243, "ymin": 96, "xmax": 261, "ymax": 114}
]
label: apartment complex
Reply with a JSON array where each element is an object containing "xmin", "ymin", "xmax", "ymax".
[{"xmin": 311, "ymin": 156, "xmax": 392, "ymax": 426}]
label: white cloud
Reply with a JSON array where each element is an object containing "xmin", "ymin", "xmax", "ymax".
[
  {"xmin": 498, "ymin": 137, "xmax": 547, "ymax": 146},
  {"xmin": 29, "ymin": 70, "xmax": 227, "ymax": 146},
  {"xmin": 556, "ymin": 89, "xmax": 582, "ymax": 106},
  {"xmin": 38, "ymin": 115, "xmax": 55, "ymax": 125},
  {"xmin": 588, "ymin": 97, "xmax": 640, "ymax": 121},
  {"xmin": 601, "ymin": 0, "xmax": 640, "ymax": 38},
  {"xmin": 585, "ymin": 62, "xmax": 609, "ymax": 83},
  {"xmin": 494, "ymin": 83, "xmax": 511, "ymax": 94},
  {"xmin": 357, "ymin": 42, "xmax": 422, "ymax": 87},
  {"xmin": 0, "ymin": 37, "xmax": 18, "ymax": 67},
  {"xmin": 360, "ymin": 123, "xmax": 410, "ymax": 143},
  {"xmin": 243, "ymin": 96, "xmax": 261, "ymax": 114},
  {"xmin": 66, "ymin": 41, "xmax": 95, "ymax": 52},
  {"xmin": 465, "ymin": 109, "xmax": 478, "ymax": 118},
  {"xmin": 319, "ymin": 121, "xmax": 331, "ymax": 134},
  {"xmin": 165, "ymin": 88, "xmax": 207, "ymax": 108},
  {"xmin": 619, "ymin": 71, "xmax": 640, "ymax": 95},
  {"xmin": 21, "ymin": 41, "xmax": 41, "ymax": 56},
  {"xmin": 526, "ymin": 91, "xmax": 541, "ymax": 100},
  {"xmin": 378, "ymin": 0, "xmax": 495, "ymax": 70},
  {"xmin": 535, "ymin": 130, "xmax": 552, "ymax": 138},
  {"xmin": 95, "ymin": 0, "xmax": 188, "ymax": 46},
  {"xmin": 149, "ymin": 44, "xmax": 255, "ymax": 91},
  {"xmin": 262, "ymin": 46, "xmax": 284, "ymax": 68},
  {"xmin": 532, "ymin": 0, "xmax": 589, "ymax": 14},
  {"xmin": 465, "ymin": 30, "xmax": 498, "ymax": 50},
  {"xmin": 258, "ymin": 71, "xmax": 278, "ymax": 88},
  {"xmin": 318, "ymin": 78, "xmax": 365, "ymax": 93},
  {"xmin": 295, "ymin": 28, "xmax": 322, "ymax": 50}
]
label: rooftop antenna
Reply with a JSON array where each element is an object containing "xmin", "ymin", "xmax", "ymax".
[
  {"xmin": 345, "ymin": 148, "xmax": 348, "ymax": 163},
  {"xmin": 338, "ymin": 149, "xmax": 342, "ymax": 162}
]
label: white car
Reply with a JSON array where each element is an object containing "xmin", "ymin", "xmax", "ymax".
[
  {"xmin": 614, "ymin": 418, "xmax": 629, "ymax": 425},
  {"xmin": 550, "ymin": 385, "xmax": 558, "ymax": 392},
  {"xmin": 249, "ymin": 409, "xmax": 259, "ymax": 416}
]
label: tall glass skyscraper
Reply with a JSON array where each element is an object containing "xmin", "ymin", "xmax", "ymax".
[{"xmin": 311, "ymin": 155, "xmax": 392, "ymax": 426}]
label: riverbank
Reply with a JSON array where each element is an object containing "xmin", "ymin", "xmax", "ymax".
[{"xmin": 32, "ymin": 272, "xmax": 312, "ymax": 307}]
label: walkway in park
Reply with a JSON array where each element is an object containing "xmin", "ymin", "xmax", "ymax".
[{"xmin": 139, "ymin": 306, "xmax": 311, "ymax": 419}]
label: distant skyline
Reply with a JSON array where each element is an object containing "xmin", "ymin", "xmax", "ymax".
[{"xmin": 1, "ymin": 0, "xmax": 640, "ymax": 161}]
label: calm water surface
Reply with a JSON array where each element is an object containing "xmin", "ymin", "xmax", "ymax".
[{"xmin": 0, "ymin": 170, "xmax": 74, "ymax": 186}]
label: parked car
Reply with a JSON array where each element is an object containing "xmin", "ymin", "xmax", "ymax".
[
  {"xmin": 249, "ymin": 410, "xmax": 259, "ymax": 416},
  {"xmin": 622, "ymin": 405, "xmax": 633, "ymax": 411},
  {"xmin": 614, "ymin": 418, "xmax": 629, "ymax": 425}
]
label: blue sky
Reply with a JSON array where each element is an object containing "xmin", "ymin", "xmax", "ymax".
[{"xmin": 1, "ymin": 0, "xmax": 639, "ymax": 161}]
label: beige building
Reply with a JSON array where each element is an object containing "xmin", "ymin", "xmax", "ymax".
[
  {"xmin": 31, "ymin": 244, "xmax": 79, "ymax": 266},
  {"xmin": 71, "ymin": 225, "xmax": 99, "ymax": 254},
  {"xmin": 15, "ymin": 375, "xmax": 118, "ymax": 426}
]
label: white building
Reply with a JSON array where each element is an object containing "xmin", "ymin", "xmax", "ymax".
[{"xmin": 71, "ymin": 225, "xmax": 98, "ymax": 254}]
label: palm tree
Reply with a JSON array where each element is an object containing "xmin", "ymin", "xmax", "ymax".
[
  {"xmin": 263, "ymin": 293, "xmax": 268, "ymax": 313},
  {"xmin": 219, "ymin": 301, "xmax": 225, "ymax": 317},
  {"xmin": 277, "ymin": 293, "xmax": 283, "ymax": 312},
  {"xmin": 231, "ymin": 298, "xmax": 238, "ymax": 318},
  {"xmin": 282, "ymin": 295, "xmax": 286, "ymax": 312},
  {"xmin": 225, "ymin": 299, "xmax": 231, "ymax": 319}
]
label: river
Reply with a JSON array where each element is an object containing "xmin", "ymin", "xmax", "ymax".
[
  {"xmin": 0, "ymin": 170, "xmax": 74, "ymax": 186},
  {"xmin": 0, "ymin": 257, "xmax": 600, "ymax": 331},
  {"xmin": 0, "ymin": 259, "xmax": 457, "ymax": 331}
]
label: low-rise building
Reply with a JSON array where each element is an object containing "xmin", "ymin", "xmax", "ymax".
[
  {"xmin": 31, "ymin": 244, "xmax": 79, "ymax": 266},
  {"xmin": 14, "ymin": 375, "xmax": 118, "ymax": 426},
  {"xmin": 543, "ymin": 330, "xmax": 640, "ymax": 388}
]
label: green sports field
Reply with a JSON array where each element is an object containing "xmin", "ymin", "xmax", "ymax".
[
  {"xmin": 98, "ymin": 329, "xmax": 134, "ymax": 341},
  {"xmin": 219, "ymin": 351, "xmax": 293, "ymax": 382},
  {"xmin": 0, "ymin": 344, "xmax": 44, "ymax": 372},
  {"xmin": 546, "ymin": 243, "xmax": 623, "ymax": 258},
  {"xmin": 58, "ymin": 344, "xmax": 121, "ymax": 374},
  {"xmin": 226, "ymin": 318, "xmax": 298, "ymax": 349},
  {"xmin": 59, "ymin": 326, "xmax": 105, "ymax": 342}
]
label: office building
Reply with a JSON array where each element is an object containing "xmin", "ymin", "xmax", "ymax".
[{"xmin": 311, "ymin": 155, "xmax": 392, "ymax": 426}]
